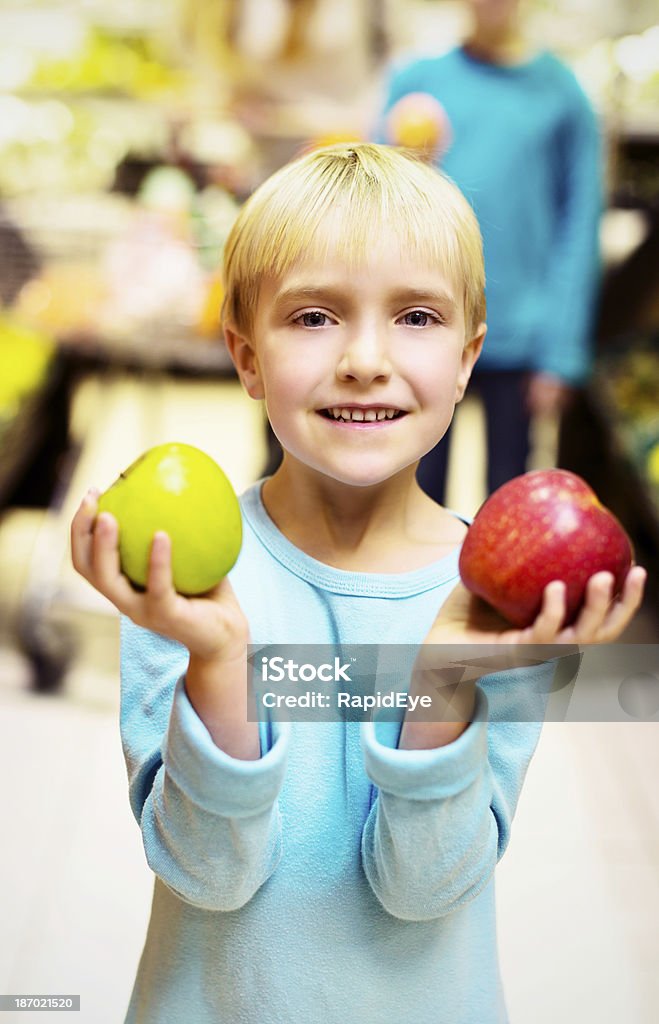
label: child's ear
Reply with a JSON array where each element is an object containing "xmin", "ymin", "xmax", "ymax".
[
  {"xmin": 455, "ymin": 323, "xmax": 486, "ymax": 402},
  {"xmin": 223, "ymin": 324, "xmax": 265, "ymax": 400}
]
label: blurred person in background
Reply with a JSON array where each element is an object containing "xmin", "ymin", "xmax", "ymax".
[{"xmin": 379, "ymin": 0, "xmax": 603, "ymax": 502}]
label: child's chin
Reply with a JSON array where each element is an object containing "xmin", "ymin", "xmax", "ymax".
[{"xmin": 323, "ymin": 464, "xmax": 412, "ymax": 489}]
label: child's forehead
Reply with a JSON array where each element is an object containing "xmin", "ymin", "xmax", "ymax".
[
  {"xmin": 268, "ymin": 258, "xmax": 458, "ymax": 303},
  {"xmin": 298, "ymin": 202, "xmax": 440, "ymax": 262},
  {"xmin": 263, "ymin": 219, "xmax": 463, "ymax": 304}
]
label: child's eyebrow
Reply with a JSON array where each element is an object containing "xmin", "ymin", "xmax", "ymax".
[
  {"xmin": 272, "ymin": 286, "xmax": 345, "ymax": 309},
  {"xmin": 272, "ymin": 285, "xmax": 458, "ymax": 313},
  {"xmin": 389, "ymin": 288, "xmax": 457, "ymax": 313}
]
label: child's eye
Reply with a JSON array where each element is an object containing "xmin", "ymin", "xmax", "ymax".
[
  {"xmin": 293, "ymin": 310, "xmax": 332, "ymax": 328},
  {"xmin": 398, "ymin": 309, "xmax": 442, "ymax": 328}
]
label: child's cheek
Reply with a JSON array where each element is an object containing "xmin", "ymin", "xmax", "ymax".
[{"xmin": 260, "ymin": 366, "xmax": 308, "ymax": 437}]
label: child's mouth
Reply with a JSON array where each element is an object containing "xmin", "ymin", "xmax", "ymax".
[{"xmin": 317, "ymin": 407, "xmax": 406, "ymax": 425}]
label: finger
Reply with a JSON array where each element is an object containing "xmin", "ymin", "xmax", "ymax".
[
  {"xmin": 595, "ymin": 565, "xmax": 647, "ymax": 642},
  {"xmin": 70, "ymin": 489, "xmax": 99, "ymax": 577},
  {"xmin": 91, "ymin": 511, "xmax": 142, "ymax": 614},
  {"xmin": 570, "ymin": 572, "xmax": 614, "ymax": 642},
  {"xmin": 145, "ymin": 532, "xmax": 175, "ymax": 602},
  {"xmin": 527, "ymin": 580, "xmax": 566, "ymax": 642}
]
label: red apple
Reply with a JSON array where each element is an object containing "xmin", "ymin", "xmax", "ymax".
[{"xmin": 458, "ymin": 469, "xmax": 634, "ymax": 628}]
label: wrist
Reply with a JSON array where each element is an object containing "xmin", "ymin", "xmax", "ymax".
[
  {"xmin": 185, "ymin": 612, "xmax": 250, "ymax": 666},
  {"xmin": 188, "ymin": 642, "xmax": 248, "ymax": 682},
  {"xmin": 399, "ymin": 719, "xmax": 470, "ymax": 750},
  {"xmin": 186, "ymin": 643, "xmax": 260, "ymax": 758}
]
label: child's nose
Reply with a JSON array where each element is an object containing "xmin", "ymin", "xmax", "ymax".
[{"xmin": 336, "ymin": 327, "xmax": 392, "ymax": 383}]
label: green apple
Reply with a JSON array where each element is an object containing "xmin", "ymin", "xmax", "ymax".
[{"xmin": 97, "ymin": 443, "xmax": 242, "ymax": 595}]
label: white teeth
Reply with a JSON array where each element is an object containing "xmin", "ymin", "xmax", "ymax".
[{"xmin": 328, "ymin": 407, "xmax": 400, "ymax": 422}]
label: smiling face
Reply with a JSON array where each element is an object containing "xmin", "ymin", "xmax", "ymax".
[
  {"xmin": 225, "ymin": 232, "xmax": 485, "ymax": 490},
  {"xmin": 222, "ymin": 143, "xmax": 486, "ymax": 493}
]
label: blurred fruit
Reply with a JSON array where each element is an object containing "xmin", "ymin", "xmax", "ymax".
[
  {"xmin": 606, "ymin": 350, "xmax": 659, "ymax": 419},
  {"xmin": 386, "ymin": 93, "xmax": 452, "ymax": 158},
  {"xmin": 306, "ymin": 133, "xmax": 362, "ymax": 152},
  {"xmin": 16, "ymin": 264, "xmax": 107, "ymax": 336},
  {"xmin": 97, "ymin": 443, "xmax": 242, "ymax": 595},
  {"xmin": 459, "ymin": 469, "xmax": 634, "ymax": 628},
  {"xmin": 197, "ymin": 271, "xmax": 225, "ymax": 338},
  {"xmin": 648, "ymin": 441, "xmax": 659, "ymax": 487},
  {"xmin": 101, "ymin": 213, "xmax": 206, "ymax": 334},
  {"xmin": 138, "ymin": 166, "xmax": 196, "ymax": 215},
  {"xmin": 0, "ymin": 315, "xmax": 55, "ymax": 419}
]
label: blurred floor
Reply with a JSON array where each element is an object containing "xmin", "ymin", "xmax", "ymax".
[
  {"xmin": 0, "ymin": 386, "xmax": 658, "ymax": 1023},
  {"xmin": 497, "ymin": 722, "xmax": 659, "ymax": 1024}
]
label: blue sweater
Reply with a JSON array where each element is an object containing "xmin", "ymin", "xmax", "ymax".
[
  {"xmin": 120, "ymin": 483, "xmax": 545, "ymax": 1023},
  {"xmin": 379, "ymin": 48, "xmax": 602, "ymax": 383}
]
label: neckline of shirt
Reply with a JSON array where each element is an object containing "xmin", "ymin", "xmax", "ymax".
[
  {"xmin": 454, "ymin": 43, "xmax": 547, "ymax": 75},
  {"xmin": 240, "ymin": 481, "xmax": 465, "ymax": 599}
]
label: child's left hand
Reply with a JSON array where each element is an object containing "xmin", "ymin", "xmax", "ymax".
[{"xmin": 427, "ymin": 567, "xmax": 647, "ymax": 647}]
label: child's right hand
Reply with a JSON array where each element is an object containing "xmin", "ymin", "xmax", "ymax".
[{"xmin": 71, "ymin": 490, "xmax": 249, "ymax": 663}]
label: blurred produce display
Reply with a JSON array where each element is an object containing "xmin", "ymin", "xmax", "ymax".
[
  {"xmin": 593, "ymin": 338, "xmax": 659, "ymax": 502},
  {"xmin": 605, "ymin": 348, "xmax": 659, "ymax": 420},
  {"xmin": 0, "ymin": 3, "xmax": 197, "ymax": 197},
  {"xmin": 0, "ymin": 316, "xmax": 55, "ymax": 441},
  {"xmin": 0, "ymin": 2, "xmax": 250, "ymax": 357},
  {"xmin": 0, "ymin": 92, "xmax": 180, "ymax": 197},
  {"xmin": 10, "ymin": 176, "xmax": 239, "ymax": 347},
  {"xmin": 572, "ymin": 25, "xmax": 659, "ymax": 120},
  {"xmin": 26, "ymin": 26, "xmax": 187, "ymax": 97}
]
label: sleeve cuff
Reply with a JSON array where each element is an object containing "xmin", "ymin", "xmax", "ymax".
[
  {"xmin": 162, "ymin": 676, "xmax": 291, "ymax": 818},
  {"xmin": 360, "ymin": 688, "xmax": 489, "ymax": 801}
]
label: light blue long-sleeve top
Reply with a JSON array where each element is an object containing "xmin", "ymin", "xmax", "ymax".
[
  {"xmin": 120, "ymin": 482, "xmax": 546, "ymax": 1023},
  {"xmin": 378, "ymin": 47, "xmax": 603, "ymax": 383}
]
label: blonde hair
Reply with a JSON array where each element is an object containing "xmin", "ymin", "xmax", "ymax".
[{"xmin": 222, "ymin": 143, "xmax": 485, "ymax": 338}]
